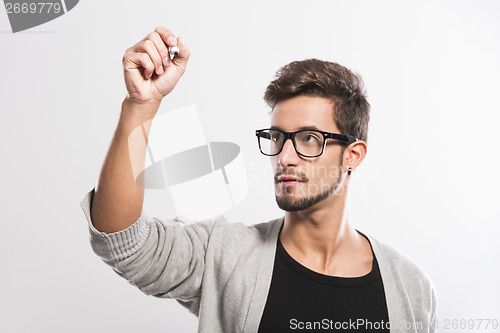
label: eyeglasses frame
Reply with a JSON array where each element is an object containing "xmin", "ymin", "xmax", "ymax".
[{"xmin": 255, "ymin": 128, "xmax": 358, "ymax": 158}]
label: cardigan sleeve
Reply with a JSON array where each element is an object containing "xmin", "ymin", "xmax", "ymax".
[{"xmin": 80, "ymin": 188, "xmax": 220, "ymax": 309}]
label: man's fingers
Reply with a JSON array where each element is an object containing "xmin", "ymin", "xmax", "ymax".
[
  {"xmin": 138, "ymin": 53, "xmax": 155, "ymax": 79},
  {"xmin": 147, "ymin": 32, "xmax": 170, "ymax": 70},
  {"xmin": 124, "ymin": 27, "xmax": 189, "ymax": 79},
  {"xmin": 141, "ymin": 39, "xmax": 164, "ymax": 75},
  {"xmin": 154, "ymin": 26, "xmax": 183, "ymax": 65},
  {"xmin": 122, "ymin": 27, "xmax": 191, "ymax": 103},
  {"xmin": 154, "ymin": 26, "xmax": 177, "ymax": 45},
  {"xmin": 123, "ymin": 52, "xmax": 155, "ymax": 79}
]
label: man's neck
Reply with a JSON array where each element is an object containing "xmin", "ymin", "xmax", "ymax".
[{"xmin": 279, "ymin": 189, "xmax": 373, "ymax": 277}]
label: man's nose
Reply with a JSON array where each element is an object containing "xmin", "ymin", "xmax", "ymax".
[{"xmin": 279, "ymin": 139, "xmax": 299, "ymax": 167}]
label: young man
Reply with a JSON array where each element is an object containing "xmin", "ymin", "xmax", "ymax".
[{"xmin": 81, "ymin": 27, "xmax": 437, "ymax": 332}]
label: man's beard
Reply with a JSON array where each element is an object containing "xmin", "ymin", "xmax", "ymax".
[{"xmin": 275, "ymin": 166, "xmax": 345, "ymax": 212}]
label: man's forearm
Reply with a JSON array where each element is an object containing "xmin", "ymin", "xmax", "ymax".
[{"xmin": 90, "ymin": 98, "xmax": 160, "ymax": 233}]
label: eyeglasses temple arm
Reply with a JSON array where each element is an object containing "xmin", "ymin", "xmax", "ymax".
[{"xmin": 325, "ymin": 133, "xmax": 358, "ymax": 143}]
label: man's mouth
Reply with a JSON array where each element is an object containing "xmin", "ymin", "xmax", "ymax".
[
  {"xmin": 280, "ymin": 180, "xmax": 300, "ymax": 186},
  {"xmin": 276, "ymin": 175, "xmax": 305, "ymax": 186}
]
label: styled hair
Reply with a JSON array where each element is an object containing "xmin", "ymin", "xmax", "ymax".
[{"xmin": 264, "ymin": 59, "xmax": 370, "ymax": 144}]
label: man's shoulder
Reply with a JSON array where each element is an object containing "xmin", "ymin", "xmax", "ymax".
[
  {"xmin": 364, "ymin": 232, "xmax": 438, "ymax": 326},
  {"xmin": 214, "ymin": 215, "xmax": 283, "ymax": 237},
  {"xmin": 184, "ymin": 215, "xmax": 282, "ymax": 245},
  {"xmin": 365, "ymin": 232, "xmax": 435, "ymax": 290}
]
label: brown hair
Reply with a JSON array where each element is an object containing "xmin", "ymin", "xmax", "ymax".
[{"xmin": 264, "ymin": 59, "xmax": 370, "ymax": 144}]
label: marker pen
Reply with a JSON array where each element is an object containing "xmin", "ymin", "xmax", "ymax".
[{"xmin": 169, "ymin": 45, "xmax": 180, "ymax": 56}]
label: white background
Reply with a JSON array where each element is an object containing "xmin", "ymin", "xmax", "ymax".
[{"xmin": 1, "ymin": 0, "xmax": 499, "ymax": 332}]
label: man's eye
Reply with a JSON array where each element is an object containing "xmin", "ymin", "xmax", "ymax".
[{"xmin": 302, "ymin": 134, "xmax": 320, "ymax": 142}]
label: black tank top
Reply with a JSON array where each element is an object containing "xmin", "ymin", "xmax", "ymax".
[{"xmin": 258, "ymin": 234, "xmax": 390, "ymax": 332}]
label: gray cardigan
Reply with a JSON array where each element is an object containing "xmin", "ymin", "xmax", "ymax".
[{"xmin": 81, "ymin": 188, "xmax": 437, "ymax": 332}]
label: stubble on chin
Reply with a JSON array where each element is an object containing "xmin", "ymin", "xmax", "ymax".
[
  {"xmin": 275, "ymin": 171, "xmax": 348, "ymax": 211},
  {"xmin": 275, "ymin": 159, "xmax": 348, "ymax": 212},
  {"xmin": 275, "ymin": 182, "xmax": 335, "ymax": 211}
]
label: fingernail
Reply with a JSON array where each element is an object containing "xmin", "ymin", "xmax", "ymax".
[
  {"xmin": 157, "ymin": 66, "xmax": 164, "ymax": 75},
  {"xmin": 167, "ymin": 36, "xmax": 176, "ymax": 45}
]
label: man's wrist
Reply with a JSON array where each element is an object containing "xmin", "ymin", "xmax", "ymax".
[
  {"xmin": 123, "ymin": 96, "xmax": 161, "ymax": 111},
  {"xmin": 117, "ymin": 98, "xmax": 162, "ymax": 133},
  {"xmin": 121, "ymin": 97, "xmax": 161, "ymax": 119}
]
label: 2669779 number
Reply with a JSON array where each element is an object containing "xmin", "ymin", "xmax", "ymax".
[
  {"xmin": 5, "ymin": 2, "xmax": 62, "ymax": 14},
  {"xmin": 440, "ymin": 318, "xmax": 499, "ymax": 330}
]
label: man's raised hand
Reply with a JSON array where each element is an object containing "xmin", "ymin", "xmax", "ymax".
[{"xmin": 122, "ymin": 27, "xmax": 190, "ymax": 106}]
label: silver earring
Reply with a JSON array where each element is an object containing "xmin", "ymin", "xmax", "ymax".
[{"xmin": 348, "ymin": 167, "xmax": 352, "ymax": 175}]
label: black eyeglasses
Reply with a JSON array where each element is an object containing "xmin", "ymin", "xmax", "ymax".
[{"xmin": 255, "ymin": 128, "xmax": 358, "ymax": 157}]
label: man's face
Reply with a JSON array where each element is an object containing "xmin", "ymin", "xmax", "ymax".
[{"xmin": 270, "ymin": 95, "xmax": 347, "ymax": 212}]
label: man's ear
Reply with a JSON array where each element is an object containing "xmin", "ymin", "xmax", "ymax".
[{"xmin": 343, "ymin": 140, "xmax": 367, "ymax": 171}]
